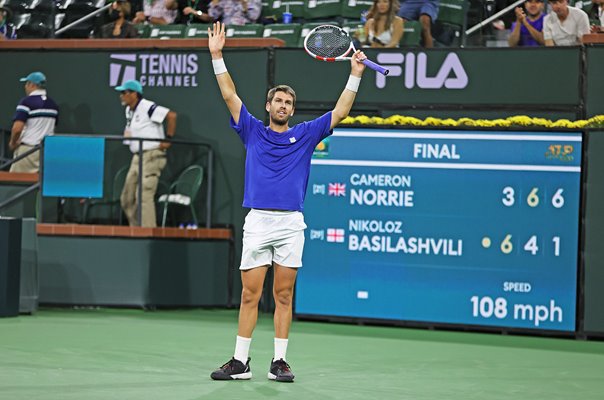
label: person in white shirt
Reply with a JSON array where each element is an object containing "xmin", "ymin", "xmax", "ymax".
[
  {"xmin": 115, "ymin": 79, "xmax": 177, "ymax": 227},
  {"xmin": 544, "ymin": 0, "xmax": 591, "ymax": 45}
]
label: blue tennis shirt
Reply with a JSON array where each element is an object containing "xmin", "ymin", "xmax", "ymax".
[{"xmin": 231, "ymin": 103, "xmax": 333, "ymax": 211}]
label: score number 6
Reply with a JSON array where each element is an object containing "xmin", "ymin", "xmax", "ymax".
[{"xmin": 502, "ymin": 187, "xmax": 565, "ymax": 208}]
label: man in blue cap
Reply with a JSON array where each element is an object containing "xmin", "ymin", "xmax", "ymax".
[
  {"xmin": 115, "ymin": 79, "xmax": 177, "ymax": 227},
  {"xmin": 9, "ymin": 71, "xmax": 59, "ymax": 173}
]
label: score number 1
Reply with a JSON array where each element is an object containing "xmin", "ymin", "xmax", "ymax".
[{"xmin": 502, "ymin": 187, "xmax": 565, "ymax": 208}]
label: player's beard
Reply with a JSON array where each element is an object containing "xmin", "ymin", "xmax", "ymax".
[{"xmin": 271, "ymin": 110, "xmax": 290, "ymax": 126}]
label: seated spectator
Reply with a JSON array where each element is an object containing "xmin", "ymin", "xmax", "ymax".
[
  {"xmin": 0, "ymin": 6, "xmax": 16, "ymax": 40},
  {"xmin": 508, "ymin": 0, "xmax": 545, "ymax": 47},
  {"xmin": 398, "ymin": 0, "xmax": 439, "ymax": 48},
  {"xmin": 133, "ymin": 0, "xmax": 178, "ymax": 25},
  {"xmin": 544, "ymin": 0, "xmax": 590, "ymax": 46},
  {"xmin": 166, "ymin": 0, "xmax": 213, "ymax": 24},
  {"xmin": 97, "ymin": 1, "xmax": 139, "ymax": 38},
  {"xmin": 208, "ymin": 0, "xmax": 261, "ymax": 26},
  {"xmin": 364, "ymin": 0, "xmax": 404, "ymax": 48},
  {"xmin": 584, "ymin": 0, "xmax": 604, "ymax": 32}
]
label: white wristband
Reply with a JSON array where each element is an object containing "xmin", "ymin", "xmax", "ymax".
[
  {"xmin": 345, "ymin": 75, "xmax": 361, "ymax": 93},
  {"xmin": 212, "ymin": 58, "xmax": 227, "ymax": 75}
]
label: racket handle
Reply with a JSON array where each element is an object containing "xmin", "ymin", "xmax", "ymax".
[{"xmin": 362, "ymin": 59, "xmax": 389, "ymax": 76}]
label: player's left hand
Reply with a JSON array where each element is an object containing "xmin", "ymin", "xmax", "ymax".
[{"xmin": 351, "ymin": 50, "xmax": 367, "ymax": 76}]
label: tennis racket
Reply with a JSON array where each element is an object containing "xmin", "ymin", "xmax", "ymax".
[{"xmin": 303, "ymin": 25, "xmax": 389, "ymax": 76}]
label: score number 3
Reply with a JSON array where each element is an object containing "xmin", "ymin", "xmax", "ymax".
[{"xmin": 502, "ymin": 187, "xmax": 565, "ymax": 208}]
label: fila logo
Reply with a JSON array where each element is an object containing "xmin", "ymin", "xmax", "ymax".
[{"xmin": 375, "ymin": 52, "xmax": 469, "ymax": 90}]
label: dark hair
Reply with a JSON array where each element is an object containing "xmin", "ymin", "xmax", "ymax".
[
  {"xmin": 367, "ymin": 0, "xmax": 400, "ymax": 31},
  {"xmin": 266, "ymin": 85, "xmax": 296, "ymax": 107}
]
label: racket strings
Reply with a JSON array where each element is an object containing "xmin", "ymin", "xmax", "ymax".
[{"xmin": 305, "ymin": 26, "xmax": 351, "ymax": 58}]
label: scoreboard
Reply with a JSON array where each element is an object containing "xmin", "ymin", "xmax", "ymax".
[{"xmin": 295, "ymin": 128, "xmax": 582, "ymax": 332}]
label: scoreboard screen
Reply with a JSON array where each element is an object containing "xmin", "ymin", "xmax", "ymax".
[{"xmin": 295, "ymin": 128, "xmax": 582, "ymax": 332}]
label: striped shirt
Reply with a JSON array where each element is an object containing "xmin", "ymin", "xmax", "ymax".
[
  {"xmin": 13, "ymin": 89, "xmax": 59, "ymax": 146},
  {"xmin": 144, "ymin": 0, "xmax": 178, "ymax": 23},
  {"xmin": 208, "ymin": 0, "xmax": 261, "ymax": 25}
]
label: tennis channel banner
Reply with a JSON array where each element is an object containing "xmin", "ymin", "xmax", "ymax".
[{"xmin": 296, "ymin": 128, "xmax": 582, "ymax": 332}]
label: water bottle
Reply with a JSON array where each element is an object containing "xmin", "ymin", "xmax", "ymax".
[{"xmin": 282, "ymin": 3, "xmax": 292, "ymax": 24}]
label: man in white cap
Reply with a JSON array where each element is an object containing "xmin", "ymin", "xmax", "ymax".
[
  {"xmin": 115, "ymin": 79, "xmax": 177, "ymax": 227},
  {"xmin": 9, "ymin": 71, "xmax": 59, "ymax": 173}
]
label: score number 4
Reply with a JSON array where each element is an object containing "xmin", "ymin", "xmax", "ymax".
[
  {"xmin": 500, "ymin": 234, "xmax": 561, "ymax": 256},
  {"xmin": 502, "ymin": 187, "xmax": 564, "ymax": 208}
]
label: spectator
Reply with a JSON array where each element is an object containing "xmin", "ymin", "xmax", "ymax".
[
  {"xmin": 133, "ymin": 0, "xmax": 177, "ymax": 25},
  {"xmin": 584, "ymin": 0, "xmax": 604, "ymax": 32},
  {"xmin": 9, "ymin": 72, "xmax": 59, "ymax": 173},
  {"xmin": 0, "ymin": 6, "xmax": 16, "ymax": 40},
  {"xmin": 398, "ymin": 0, "xmax": 439, "ymax": 48},
  {"xmin": 115, "ymin": 80, "xmax": 177, "ymax": 228},
  {"xmin": 166, "ymin": 0, "xmax": 213, "ymax": 24},
  {"xmin": 208, "ymin": 0, "xmax": 261, "ymax": 25},
  {"xmin": 97, "ymin": 1, "xmax": 139, "ymax": 38},
  {"xmin": 544, "ymin": 0, "xmax": 590, "ymax": 45},
  {"xmin": 508, "ymin": 0, "xmax": 545, "ymax": 47},
  {"xmin": 364, "ymin": 0, "xmax": 404, "ymax": 48}
]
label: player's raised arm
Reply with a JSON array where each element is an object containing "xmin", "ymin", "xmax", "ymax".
[
  {"xmin": 208, "ymin": 21, "xmax": 243, "ymax": 124},
  {"xmin": 330, "ymin": 50, "xmax": 367, "ymax": 130}
]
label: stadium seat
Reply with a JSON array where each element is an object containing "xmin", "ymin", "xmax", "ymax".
[
  {"xmin": 133, "ymin": 23, "xmax": 150, "ymax": 38},
  {"xmin": 263, "ymin": 23, "xmax": 301, "ymax": 47},
  {"xmin": 298, "ymin": 21, "xmax": 339, "ymax": 47},
  {"xmin": 434, "ymin": 0, "xmax": 469, "ymax": 47},
  {"xmin": 304, "ymin": 0, "xmax": 342, "ymax": 20},
  {"xmin": 57, "ymin": 2, "xmax": 100, "ymax": 38},
  {"xmin": 17, "ymin": 10, "xmax": 54, "ymax": 38},
  {"xmin": 148, "ymin": 24, "xmax": 186, "ymax": 39},
  {"xmin": 264, "ymin": 0, "xmax": 305, "ymax": 23},
  {"xmin": 159, "ymin": 165, "xmax": 204, "ymax": 228},
  {"xmin": 400, "ymin": 20, "xmax": 421, "ymax": 47},
  {"xmin": 184, "ymin": 24, "xmax": 211, "ymax": 39},
  {"xmin": 225, "ymin": 23, "xmax": 264, "ymax": 38},
  {"xmin": 340, "ymin": 0, "xmax": 373, "ymax": 19},
  {"xmin": 81, "ymin": 165, "xmax": 129, "ymax": 225},
  {"xmin": 341, "ymin": 20, "xmax": 365, "ymax": 45}
]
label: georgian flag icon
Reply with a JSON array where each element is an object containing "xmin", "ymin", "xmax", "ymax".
[
  {"xmin": 326, "ymin": 228, "xmax": 345, "ymax": 243},
  {"xmin": 328, "ymin": 183, "xmax": 346, "ymax": 196}
]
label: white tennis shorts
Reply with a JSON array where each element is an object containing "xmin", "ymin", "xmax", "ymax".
[{"xmin": 240, "ymin": 209, "xmax": 307, "ymax": 270}]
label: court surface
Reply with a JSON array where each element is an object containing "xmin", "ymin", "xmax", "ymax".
[{"xmin": 1, "ymin": 308, "xmax": 603, "ymax": 400}]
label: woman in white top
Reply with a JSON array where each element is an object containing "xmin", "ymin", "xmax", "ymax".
[{"xmin": 364, "ymin": 0, "xmax": 404, "ymax": 48}]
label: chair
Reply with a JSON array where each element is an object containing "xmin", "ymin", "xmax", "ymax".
[
  {"xmin": 263, "ymin": 23, "xmax": 301, "ymax": 47},
  {"xmin": 340, "ymin": 0, "xmax": 372, "ymax": 19},
  {"xmin": 266, "ymin": 0, "xmax": 305, "ymax": 23},
  {"xmin": 225, "ymin": 23, "xmax": 264, "ymax": 38},
  {"xmin": 81, "ymin": 165, "xmax": 129, "ymax": 225},
  {"xmin": 434, "ymin": 0, "xmax": 469, "ymax": 47},
  {"xmin": 304, "ymin": 0, "xmax": 342, "ymax": 20},
  {"xmin": 17, "ymin": 9, "xmax": 55, "ymax": 38},
  {"xmin": 400, "ymin": 20, "xmax": 421, "ymax": 47},
  {"xmin": 148, "ymin": 24, "xmax": 186, "ymax": 39},
  {"xmin": 57, "ymin": 2, "xmax": 99, "ymax": 38},
  {"xmin": 159, "ymin": 165, "xmax": 204, "ymax": 227},
  {"xmin": 297, "ymin": 21, "xmax": 339, "ymax": 47},
  {"xmin": 185, "ymin": 23, "xmax": 211, "ymax": 39},
  {"xmin": 134, "ymin": 23, "xmax": 150, "ymax": 38}
]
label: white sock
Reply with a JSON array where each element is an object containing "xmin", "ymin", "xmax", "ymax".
[
  {"xmin": 234, "ymin": 336, "xmax": 251, "ymax": 363},
  {"xmin": 274, "ymin": 338, "xmax": 288, "ymax": 361}
]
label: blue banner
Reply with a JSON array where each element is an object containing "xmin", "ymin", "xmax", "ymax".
[{"xmin": 296, "ymin": 129, "xmax": 582, "ymax": 332}]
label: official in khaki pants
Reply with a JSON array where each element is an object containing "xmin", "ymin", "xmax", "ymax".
[{"xmin": 115, "ymin": 80, "xmax": 177, "ymax": 227}]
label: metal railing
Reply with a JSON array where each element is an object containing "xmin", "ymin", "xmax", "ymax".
[{"xmin": 0, "ymin": 134, "xmax": 214, "ymax": 229}]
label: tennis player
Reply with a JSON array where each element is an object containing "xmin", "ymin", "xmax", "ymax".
[{"xmin": 208, "ymin": 21, "xmax": 366, "ymax": 383}]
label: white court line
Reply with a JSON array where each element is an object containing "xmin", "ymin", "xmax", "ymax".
[
  {"xmin": 311, "ymin": 159, "xmax": 581, "ymax": 172},
  {"xmin": 333, "ymin": 130, "xmax": 583, "ymax": 142}
]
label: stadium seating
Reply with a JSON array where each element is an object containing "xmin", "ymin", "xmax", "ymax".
[
  {"xmin": 400, "ymin": 20, "xmax": 421, "ymax": 47},
  {"xmin": 340, "ymin": 0, "xmax": 373, "ymax": 19},
  {"xmin": 298, "ymin": 21, "xmax": 338, "ymax": 47},
  {"xmin": 148, "ymin": 24, "xmax": 186, "ymax": 39},
  {"xmin": 263, "ymin": 23, "xmax": 301, "ymax": 47},
  {"xmin": 16, "ymin": 0, "xmax": 56, "ymax": 38},
  {"xmin": 304, "ymin": 0, "xmax": 342, "ymax": 20},
  {"xmin": 434, "ymin": 0, "xmax": 469, "ymax": 47},
  {"xmin": 184, "ymin": 24, "xmax": 211, "ymax": 39},
  {"xmin": 225, "ymin": 23, "xmax": 264, "ymax": 38},
  {"xmin": 57, "ymin": 1, "xmax": 101, "ymax": 38},
  {"xmin": 264, "ymin": 0, "xmax": 305, "ymax": 23}
]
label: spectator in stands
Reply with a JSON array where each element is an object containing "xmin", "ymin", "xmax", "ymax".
[
  {"xmin": 208, "ymin": 0, "xmax": 261, "ymax": 25},
  {"xmin": 166, "ymin": 0, "xmax": 213, "ymax": 24},
  {"xmin": 0, "ymin": 6, "xmax": 16, "ymax": 40},
  {"xmin": 133, "ymin": 0, "xmax": 177, "ymax": 25},
  {"xmin": 584, "ymin": 0, "xmax": 604, "ymax": 32},
  {"xmin": 97, "ymin": 1, "xmax": 139, "ymax": 38},
  {"xmin": 364, "ymin": 0, "xmax": 404, "ymax": 47},
  {"xmin": 508, "ymin": 0, "xmax": 545, "ymax": 47},
  {"xmin": 544, "ymin": 0, "xmax": 590, "ymax": 45},
  {"xmin": 9, "ymin": 72, "xmax": 59, "ymax": 173},
  {"xmin": 115, "ymin": 80, "xmax": 177, "ymax": 228},
  {"xmin": 398, "ymin": 0, "xmax": 439, "ymax": 48}
]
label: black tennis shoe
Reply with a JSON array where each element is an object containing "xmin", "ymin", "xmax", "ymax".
[
  {"xmin": 210, "ymin": 357, "xmax": 252, "ymax": 380},
  {"xmin": 268, "ymin": 358, "xmax": 295, "ymax": 382}
]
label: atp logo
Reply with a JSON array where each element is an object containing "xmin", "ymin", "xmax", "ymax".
[
  {"xmin": 110, "ymin": 54, "xmax": 137, "ymax": 86},
  {"xmin": 375, "ymin": 52, "xmax": 468, "ymax": 90}
]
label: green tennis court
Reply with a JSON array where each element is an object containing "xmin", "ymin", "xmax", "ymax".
[{"xmin": 1, "ymin": 308, "xmax": 603, "ymax": 400}]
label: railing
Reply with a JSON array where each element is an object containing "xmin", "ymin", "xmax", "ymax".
[{"xmin": 0, "ymin": 134, "xmax": 214, "ymax": 228}]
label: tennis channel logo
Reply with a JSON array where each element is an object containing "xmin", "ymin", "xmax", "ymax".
[
  {"xmin": 375, "ymin": 52, "xmax": 468, "ymax": 90},
  {"xmin": 109, "ymin": 54, "xmax": 199, "ymax": 88}
]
